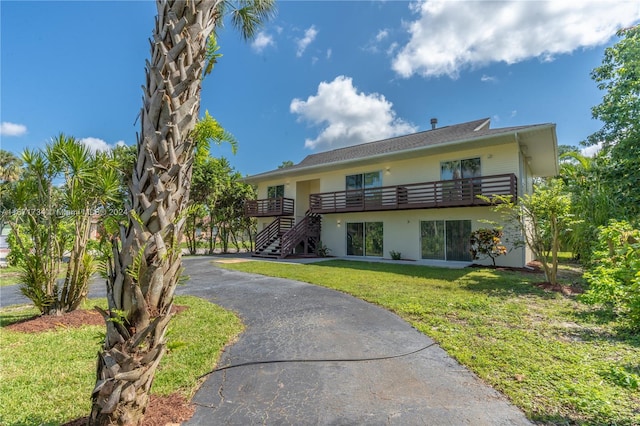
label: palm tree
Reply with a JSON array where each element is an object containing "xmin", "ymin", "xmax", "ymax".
[
  {"xmin": 89, "ymin": 1, "xmax": 275, "ymax": 424},
  {"xmin": 0, "ymin": 149, "xmax": 22, "ymax": 183}
]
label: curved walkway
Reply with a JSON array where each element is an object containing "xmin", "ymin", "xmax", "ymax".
[{"xmin": 178, "ymin": 257, "xmax": 531, "ymax": 425}]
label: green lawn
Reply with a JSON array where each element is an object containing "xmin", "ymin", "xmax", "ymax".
[
  {"xmin": 218, "ymin": 259, "xmax": 640, "ymax": 426},
  {"xmin": 0, "ymin": 296, "xmax": 243, "ymax": 425}
]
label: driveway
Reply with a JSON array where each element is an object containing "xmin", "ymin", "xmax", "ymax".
[
  {"xmin": 179, "ymin": 257, "xmax": 531, "ymax": 425},
  {"xmin": 1, "ymin": 257, "xmax": 532, "ymax": 425}
]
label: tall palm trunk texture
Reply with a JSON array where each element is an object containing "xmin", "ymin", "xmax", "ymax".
[{"xmin": 90, "ymin": 1, "xmax": 218, "ymax": 424}]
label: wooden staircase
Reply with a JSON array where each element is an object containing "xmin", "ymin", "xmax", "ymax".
[{"xmin": 253, "ymin": 211, "xmax": 322, "ymax": 259}]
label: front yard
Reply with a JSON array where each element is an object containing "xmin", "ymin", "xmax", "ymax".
[{"xmin": 218, "ymin": 259, "xmax": 640, "ymax": 425}]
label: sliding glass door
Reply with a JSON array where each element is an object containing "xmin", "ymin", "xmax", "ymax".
[
  {"xmin": 347, "ymin": 222, "xmax": 383, "ymax": 257},
  {"xmin": 421, "ymin": 220, "xmax": 472, "ymax": 261}
]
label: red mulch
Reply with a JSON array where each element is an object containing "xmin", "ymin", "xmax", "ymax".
[{"xmin": 8, "ymin": 306, "xmax": 195, "ymax": 425}]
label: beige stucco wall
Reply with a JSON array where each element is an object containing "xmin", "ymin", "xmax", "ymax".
[{"xmin": 320, "ymin": 206, "xmax": 525, "ymax": 268}]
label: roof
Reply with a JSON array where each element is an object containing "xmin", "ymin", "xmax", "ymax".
[{"xmin": 246, "ymin": 118, "xmax": 557, "ymax": 181}]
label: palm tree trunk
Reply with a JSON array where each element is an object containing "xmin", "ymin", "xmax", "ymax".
[{"xmin": 89, "ymin": 1, "xmax": 218, "ymax": 424}]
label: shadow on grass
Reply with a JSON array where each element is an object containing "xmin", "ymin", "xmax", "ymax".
[{"xmin": 313, "ymin": 259, "xmax": 559, "ymax": 300}]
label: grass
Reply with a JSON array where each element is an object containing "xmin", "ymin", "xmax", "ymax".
[
  {"xmin": 218, "ymin": 259, "xmax": 640, "ymax": 426},
  {"xmin": 0, "ymin": 296, "xmax": 243, "ymax": 426}
]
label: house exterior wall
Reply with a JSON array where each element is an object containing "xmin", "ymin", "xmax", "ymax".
[
  {"xmin": 320, "ymin": 206, "xmax": 525, "ymax": 267},
  {"xmin": 313, "ymin": 143, "xmax": 519, "ymax": 193},
  {"xmin": 250, "ymin": 136, "xmax": 540, "ymax": 266}
]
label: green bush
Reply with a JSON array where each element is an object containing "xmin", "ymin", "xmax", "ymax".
[
  {"xmin": 469, "ymin": 228, "xmax": 507, "ymax": 266},
  {"xmin": 582, "ymin": 220, "xmax": 640, "ymax": 329}
]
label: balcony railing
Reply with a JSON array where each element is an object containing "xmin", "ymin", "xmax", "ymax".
[
  {"xmin": 245, "ymin": 197, "xmax": 295, "ymax": 217},
  {"xmin": 309, "ymin": 173, "xmax": 517, "ymax": 214}
]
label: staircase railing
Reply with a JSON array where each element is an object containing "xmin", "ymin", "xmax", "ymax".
[
  {"xmin": 254, "ymin": 217, "xmax": 294, "ymax": 256},
  {"xmin": 280, "ymin": 211, "xmax": 322, "ymax": 258}
]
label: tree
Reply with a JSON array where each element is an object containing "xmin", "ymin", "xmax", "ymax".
[
  {"xmin": 50, "ymin": 135, "xmax": 121, "ymax": 312},
  {"xmin": 582, "ymin": 220, "xmax": 640, "ymax": 330},
  {"xmin": 7, "ymin": 147, "xmax": 67, "ymax": 314},
  {"xmin": 560, "ymin": 151, "xmax": 619, "ymax": 263},
  {"xmin": 585, "ymin": 25, "xmax": 640, "ymax": 221},
  {"xmin": 486, "ymin": 179, "xmax": 575, "ymax": 285},
  {"xmin": 0, "ymin": 150, "xmax": 22, "ymax": 233},
  {"xmin": 6, "ymin": 136, "xmax": 122, "ymax": 315},
  {"xmin": 89, "ymin": 1, "xmax": 275, "ymax": 424},
  {"xmin": 278, "ymin": 160, "xmax": 294, "ymax": 168}
]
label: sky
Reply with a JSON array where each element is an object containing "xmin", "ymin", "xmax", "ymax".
[{"xmin": 2, "ymin": 1, "xmax": 639, "ymax": 176}]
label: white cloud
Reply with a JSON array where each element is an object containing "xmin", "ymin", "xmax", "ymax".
[
  {"xmin": 581, "ymin": 141, "xmax": 603, "ymax": 157},
  {"xmin": 1, "ymin": 122, "xmax": 27, "ymax": 136},
  {"xmin": 290, "ymin": 75, "xmax": 417, "ymax": 150},
  {"xmin": 510, "ymin": 110, "xmax": 518, "ymax": 118},
  {"xmin": 376, "ymin": 29, "xmax": 389, "ymax": 42},
  {"xmin": 326, "ymin": 48, "xmax": 332, "ymax": 59},
  {"xmin": 296, "ymin": 25, "xmax": 318, "ymax": 57},
  {"xmin": 79, "ymin": 137, "xmax": 122, "ymax": 154},
  {"xmin": 480, "ymin": 74, "xmax": 498, "ymax": 83},
  {"xmin": 392, "ymin": 1, "xmax": 640, "ymax": 79},
  {"xmin": 251, "ymin": 31, "xmax": 274, "ymax": 53}
]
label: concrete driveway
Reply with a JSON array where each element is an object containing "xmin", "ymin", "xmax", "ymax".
[{"xmin": 179, "ymin": 257, "xmax": 531, "ymax": 425}]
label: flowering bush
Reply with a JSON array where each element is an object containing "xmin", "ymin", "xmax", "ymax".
[{"xmin": 470, "ymin": 228, "xmax": 507, "ymax": 266}]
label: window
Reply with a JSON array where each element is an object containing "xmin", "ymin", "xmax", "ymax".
[
  {"xmin": 421, "ymin": 220, "xmax": 472, "ymax": 261},
  {"xmin": 440, "ymin": 157, "xmax": 481, "ymax": 180},
  {"xmin": 347, "ymin": 222, "xmax": 383, "ymax": 257},
  {"xmin": 346, "ymin": 171, "xmax": 382, "ymax": 208},
  {"xmin": 267, "ymin": 184, "xmax": 284, "ymax": 198},
  {"xmin": 440, "ymin": 158, "xmax": 481, "ymax": 201}
]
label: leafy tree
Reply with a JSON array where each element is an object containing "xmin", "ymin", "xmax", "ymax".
[
  {"xmin": 89, "ymin": 1, "xmax": 275, "ymax": 423},
  {"xmin": 486, "ymin": 179, "xmax": 575, "ymax": 285},
  {"xmin": 582, "ymin": 220, "xmax": 640, "ymax": 330},
  {"xmin": 0, "ymin": 150, "xmax": 22, "ymax": 233},
  {"xmin": 585, "ymin": 25, "xmax": 640, "ymax": 221},
  {"xmin": 560, "ymin": 152, "xmax": 619, "ymax": 263},
  {"xmin": 0, "ymin": 149, "xmax": 22, "ymax": 183},
  {"xmin": 278, "ymin": 160, "xmax": 294, "ymax": 168}
]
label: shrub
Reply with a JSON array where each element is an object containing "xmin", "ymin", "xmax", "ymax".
[
  {"xmin": 582, "ymin": 220, "xmax": 640, "ymax": 330},
  {"xmin": 469, "ymin": 228, "xmax": 507, "ymax": 266},
  {"xmin": 389, "ymin": 250, "xmax": 402, "ymax": 260}
]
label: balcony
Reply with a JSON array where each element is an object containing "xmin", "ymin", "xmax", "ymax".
[
  {"xmin": 245, "ymin": 197, "xmax": 295, "ymax": 217},
  {"xmin": 309, "ymin": 174, "xmax": 517, "ymax": 214}
]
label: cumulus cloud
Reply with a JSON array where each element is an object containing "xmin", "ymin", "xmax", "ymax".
[
  {"xmin": 392, "ymin": 1, "xmax": 640, "ymax": 78},
  {"xmin": 290, "ymin": 75, "xmax": 417, "ymax": 150},
  {"xmin": 1, "ymin": 122, "xmax": 27, "ymax": 136},
  {"xmin": 296, "ymin": 25, "xmax": 318, "ymax": 57},
  {"xmin": 79, "ymin": 137, "xmax": 125, "ymax": 154},
  {"xmin": 251, "ymin": 31, "xmax": 275, "ymax": 53}
]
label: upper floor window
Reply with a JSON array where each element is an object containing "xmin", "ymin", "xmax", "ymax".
[
  {"xmin": 440, "ymin": 157, "xmax": 481, "ymax": 180},
  {"xmin": 346, "ymin": 171, "xmax": 381, "ymax": 191},
  {"xmin": 267, "ymin": 184, "xmax": 285, "ymax": 198}
]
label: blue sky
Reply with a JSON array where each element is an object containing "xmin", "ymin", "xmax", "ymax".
[{"xmin": 2, "ymin": 1, "xmax": 639, "ymax": 176}]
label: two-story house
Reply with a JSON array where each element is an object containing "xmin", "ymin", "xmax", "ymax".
[{"xmin": 244, "ymin": 117, "xmax": 558, "ymax": 267}]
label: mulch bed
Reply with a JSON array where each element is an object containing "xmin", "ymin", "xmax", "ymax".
[{"xmin": 8, "ymin": 306, "xmax": 195, "ymax": 425}]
